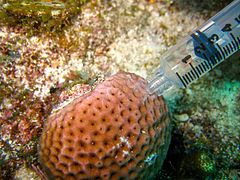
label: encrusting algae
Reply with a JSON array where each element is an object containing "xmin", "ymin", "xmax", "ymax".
[{"xmin": 39, "ymin": 71, "xmax": 171, "ymax": 179}]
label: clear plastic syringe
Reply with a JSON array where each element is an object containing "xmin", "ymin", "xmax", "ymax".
[{"xmin": 148, "ymin": 0, "xmax": 240, "ymax": 96}]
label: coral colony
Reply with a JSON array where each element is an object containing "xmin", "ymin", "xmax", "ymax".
[{"xmin": 39, "ymin": 71, "xmax": 171, "ymax": 179}]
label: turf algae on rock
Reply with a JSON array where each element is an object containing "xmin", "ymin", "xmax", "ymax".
[{"xmin": 0, "ymin": 0, "xmax": 89, "ymax": 32}]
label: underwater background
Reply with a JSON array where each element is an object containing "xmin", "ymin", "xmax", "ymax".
[{"xmin": 0, "ymin": 0, "xmax": 239, "ymax": 179}]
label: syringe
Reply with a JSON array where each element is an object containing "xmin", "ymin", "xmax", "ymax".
[{"xmin": 148, "ymin": 0, "xmax": 240, "ymax": 96}]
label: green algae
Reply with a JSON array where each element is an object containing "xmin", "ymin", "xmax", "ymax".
[
  {"xmin": 183, "ymin": 149, "xmax": 216, "ymax": 177},
  {"xmin": 198, "ymin": 152, "xmax": 216, "ymax": 175},
  {"xmin": 0, "ymin": 0, "xmax": 89, "ymax": 32}
]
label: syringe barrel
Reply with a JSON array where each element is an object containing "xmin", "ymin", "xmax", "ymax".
[{"xmin": 148, "ymin": 0, "xmax": 240, "ymax": 96}]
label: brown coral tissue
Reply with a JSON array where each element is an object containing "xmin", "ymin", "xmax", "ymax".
[{"xmin": 39, "ymin": 71, "xmax": 171, "ymax": 179}]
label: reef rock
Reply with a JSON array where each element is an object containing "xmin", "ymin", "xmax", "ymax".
[{"xmin": 39, "ymin": 71, "xmax": 171, "ymax": 179}]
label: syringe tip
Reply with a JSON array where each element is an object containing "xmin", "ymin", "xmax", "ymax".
[{"xmin": 148, "ymin": 73, "xmax": 168, "ymax": 96}]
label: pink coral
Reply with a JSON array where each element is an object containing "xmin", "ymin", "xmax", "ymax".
[{"xmin": 39, "ymin": 71, "xmax": 171, "ymax": 179}]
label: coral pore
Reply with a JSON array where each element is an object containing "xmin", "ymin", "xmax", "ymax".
[{"xmin": 39, "ymin": 71, "xmax": 171, "ymax": 179}]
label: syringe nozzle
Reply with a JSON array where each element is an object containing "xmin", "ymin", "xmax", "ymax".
[{"xmin": 148, "ymin": 68, "xmax": 173, "ymax": 96}]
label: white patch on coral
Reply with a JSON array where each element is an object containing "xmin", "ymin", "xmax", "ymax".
[
  {"xmin": 111, "ymin": 136, "xmax": 132, "ymax": 159},
  {"xmin": 122, "ymin": 150, "xmax": 130, "ymax": 157},
  {"xmin": 120, "ymin": 136, "xmax": 131, "ymax": 149},
  {"xmin": 111, "ymin": 143, "xmax": 120, "ymax": 151}
]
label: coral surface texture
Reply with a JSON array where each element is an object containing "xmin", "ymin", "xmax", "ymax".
[{"xmin": 39, "ymin": 71, "xmax": 171, "ymax": 179}]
